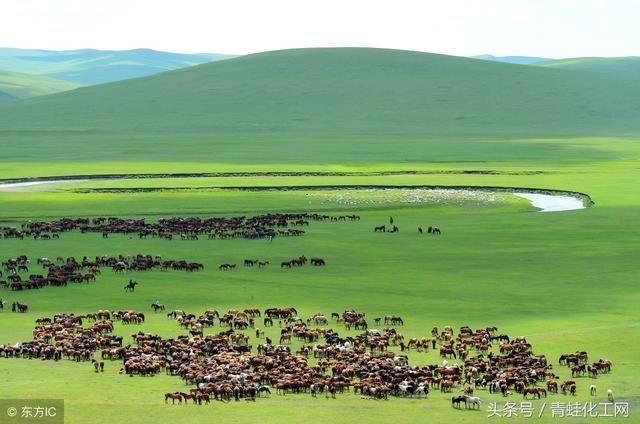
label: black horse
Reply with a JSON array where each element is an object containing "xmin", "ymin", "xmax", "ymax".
[
  {"xmin": 124, "ymin": 280, "xmax": 138, "ymax": 292},
  {"xmin": 452, "ymin": 395, "xmax": 467, "ymax": 408},
  {"xmin": 428, "ymin": 226, "xmax": 442, "ymax": 235}
]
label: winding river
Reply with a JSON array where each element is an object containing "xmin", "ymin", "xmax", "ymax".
[{"xmin": 0, "ymin": 179, "xmax": 587, "ymax": 213}]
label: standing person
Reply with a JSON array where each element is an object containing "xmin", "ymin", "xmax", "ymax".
[{"xmin": 268, "ymin": 234, "xmax": 274, "ymax": 243}]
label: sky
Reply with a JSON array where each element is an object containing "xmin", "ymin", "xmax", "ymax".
[{"xmin": 2, "ymin": 0, "xmax": 638, "ymax": 58}]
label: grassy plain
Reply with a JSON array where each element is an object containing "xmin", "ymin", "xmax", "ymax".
[
  {"xmin": 1, "ymin": 153, "xmax": 639, "ymax": 423},
  {"xmin": 0, "ymin": 48, "xmax": 639, "ymax": 423}
]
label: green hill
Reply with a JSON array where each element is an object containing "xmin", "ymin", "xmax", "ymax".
[
  {"xmin": 0, "ymin": 48, "xmax": 234, "ymax": 84},
  {"xmin": 0, "ymin": 70, "xmax": 80, "ymax": 101},
  {"xmin": 537, "ymin": 56, "xmax": 640, "ymax": 76},
  {"xmin": 1, "ymin": 48, "xmax": 639, "ymax": 169}
]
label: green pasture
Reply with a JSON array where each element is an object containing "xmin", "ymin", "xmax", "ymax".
[
  {"xmin": 0, "ymin": 48, "xmax": 639, "ymax": 423},
  {"xmin": 1, "ymin": 163, "xmax": 639, "ymax": 423}
]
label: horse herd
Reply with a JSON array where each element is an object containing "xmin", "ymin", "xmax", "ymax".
[
  {"xmin": 0, "ymin": 305, "xmax": 614, "ymax": 408},
  {"xmin": 219, "ymin": 256, "xmax": 327, "ymax": 270},
  {"xmin": 0, "ymin": 254, "xmax": 202, "ymax": 292},
  {"xmin": 1, "ymin": 213, "xmax": 359, "ymax": 242}
]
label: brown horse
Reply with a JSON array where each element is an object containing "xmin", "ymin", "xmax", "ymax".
[
  {"xmin": 523, "ymin": 387, "xmax": 547, "ymax": 399},
  {"xmin": 165, "ymin": 392, "xmax": 183, "ymax": 404}
]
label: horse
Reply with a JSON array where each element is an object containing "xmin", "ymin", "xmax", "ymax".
[
  {"xmin": 374, "ymin": 225, "xmax": 386, "ymax": 233},
  {"xmin": 310, "ymin": 258, "xmax": 326, "ymax": 266},
  {"xmin": 244, "ymin": 259, "xmax": 258, "ymax": 267},
  {"xmin": 124, "ymin": 280, "xmax": 138, "ymax": 292},
  {"xmin": 463, "ymin": 396, "xmax": 481, "ymax": 409},
  {"xmin": 165, "ymin": 392, "xmax": 183, "ymax": 404},
  {"xmin": 428, "ymin": 226, "xmax": 442, "ymax": 235},
  {"xmin": 523, "ymin": 387, "xmax": 546, "ymax": 399},
  {"xmin": 151, "ymin": 303, "xmax": 165, "ymax": 312},
  {"xmin": 589, "ymin": 385, "xmax": 596, "ymax": 396},
  {"xmin": 258, "ymin": 260, "xmax": 270, "ymax": 267},
  {"xmin": 13, "ymin": 302, "xmax": 28, "ymax": 313},
  {"xmin": 451, "ymin": 395, "xmax": 466, "ymax": 408},
  {"xmin": 219, "ymin": 264, "xmax": 236, "ymax": 271},
  {"xmin": 607, "ymin": 389, "xmax": 614, "ymax": 402}
]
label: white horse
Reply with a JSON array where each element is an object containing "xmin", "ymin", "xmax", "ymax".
[
  {"xmin": 607, "ymin": 389, "xmax": 614, "ymax": 402},
  {"xmin": 465, "ymin": 396, "xmax": 482, "ymax": 409},
  {"xmin": 415, "ymin": 383, "xmax": 428, "ymax": 398}
]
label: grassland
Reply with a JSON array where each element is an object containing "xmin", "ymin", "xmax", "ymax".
[
  {"xmin": 1, "ymin": 150, "xmax": 639, "ymax": 423},
  {"xmin": 0, "ymin": 48, "xmax": 639, "ymax": 423},
  {"xmin": 0, "ymin": 71, "xmax": 80, "ymax": 102}
]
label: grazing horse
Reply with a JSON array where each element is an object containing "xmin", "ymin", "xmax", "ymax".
[
  {"xmin": 428, "ymin": 226, "xmax": 442, "ymax": 235},
  {"xmin": 219, "ymin": 263, "xmax": 236, "ymax": 271},
  {"xmin": 374, "ymin": 225, "xmax": 386, "ymax": 233},
  {"xmin": 165, "ymin": 393, "xmax": 183, "ymax": 404},
  {"xmin": 310, "ymin": 258, "xmax": 326, "ymax": 266},
  {"xmin": 523, "ymin": 387, "xmax": 546, "ymax": 399},
  {"xmin": 124, "ymin": 280, "xmax": 138, "ymax": 292},
  {"xmin": 451, "ymin": 395, "xmax": 466, "ymax": 408},
  {"xmin": 465, "ymin": 396, "xmax": 481, "ymax": 409}
]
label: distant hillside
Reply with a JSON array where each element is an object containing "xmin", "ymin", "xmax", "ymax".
[
  {"xmin": 0, "ymin": 71, "xmax": 80, "ymax": 101},
  {"xmin": 537, "ymin": 57, "xmax": 640, "ymax": 76},
  {"xmin": 0, "ymin": 48, "xmax": 234, "ymax": 84},
  {"xmin": 0, "ymin": 48, "xmax": 639, "ymax": 166},
  {"xmin": 473, "ymin": 55, "xmax": 550, "ymax": 65},
  {"xmin": 0, "ymin": 90, "xmax": 16, "ymax": 102}
]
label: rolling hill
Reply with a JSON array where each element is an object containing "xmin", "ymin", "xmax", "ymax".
[
  {"xmin": 0, "ymin": 48, "xmax": 234, "ymax": 84},
  {"xmin": 537, "ymin": 57, "xmax": 640, "ymax": 76},
  {"xmin": 0, "ymin": 70, "xmax": 80, "ymax": 102},
  {"xmin": 1, "ymin": 48, "xmax": 639, "ymax": 169}
]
